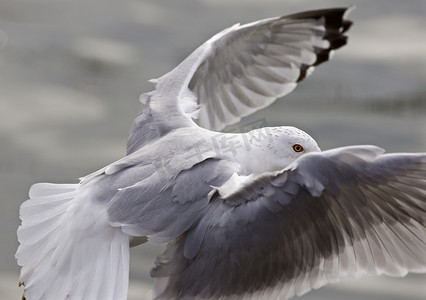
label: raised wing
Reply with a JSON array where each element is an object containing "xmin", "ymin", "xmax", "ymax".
[
  {"xmin": 151, "ymin": 146, "xmax": 426, "ymax": 299},
  {"xmin": 190, "ymin": 7, "xmax": 353, "ymax": 130},
  {"xmin": 126, "ymin": 8, "xmax": 353, "ymax": 154}
]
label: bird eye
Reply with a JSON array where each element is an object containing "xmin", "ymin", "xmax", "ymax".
[{"xmin": 292, "ymin": 144, "xmax": 304, "ymax": 153}]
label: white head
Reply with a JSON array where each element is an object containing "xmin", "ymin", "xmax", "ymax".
[
  {"xmin": 238, "ymin": 126, "xmax": 320, "ymax": 174},
  {"xmin": 267, "ymin": 126, "xmax": 321, "ymax": 156}
]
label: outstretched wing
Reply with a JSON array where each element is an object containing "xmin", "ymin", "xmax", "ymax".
[
  {"xmin": 126, "ymin": 7, "xmax": 353, "ymax": 154},
  {"xmin": 151, "ymin": 146, "xmax": 426, "ymax": 299}
]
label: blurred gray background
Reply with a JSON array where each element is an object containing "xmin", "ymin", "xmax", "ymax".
[{"xmin": 0, "ymin": 0, "xmax": 425, "ymax": 299}]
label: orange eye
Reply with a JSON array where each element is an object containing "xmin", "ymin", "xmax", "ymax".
[{"xmin": 292, "ymin": 144, "xmax": 304, "ymax": 153}]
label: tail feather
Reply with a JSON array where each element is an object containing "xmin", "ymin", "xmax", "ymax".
[{"xmin": 16, "ymin": 182, "xmax": 130, "ymax": 300}]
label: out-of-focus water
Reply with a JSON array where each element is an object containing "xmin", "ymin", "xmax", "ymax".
[{"xmin": 0, "ymin": 0, "xmax": 425, "ymax": 299}]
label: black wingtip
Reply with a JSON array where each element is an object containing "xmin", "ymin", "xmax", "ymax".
[{"xmin": 293, "ymin": 7, "xmax": 354, "ymax": 82}]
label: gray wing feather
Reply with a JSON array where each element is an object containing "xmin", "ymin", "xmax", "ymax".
[
  {"xmin": 126, "ymin": 8, "xmax": 353, "ymax": 154},
  {"xmin": 107, "ymin": 158, "xmax": 239, "ymax": 244},
  {"xmin": 151, "ymin": 146, "xmax": 426, "ymax": 299}
]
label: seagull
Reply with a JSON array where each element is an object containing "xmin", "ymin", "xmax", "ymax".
[{"xmin": 16, "ymin": 7, "xmax": 426, "ymax": 300}]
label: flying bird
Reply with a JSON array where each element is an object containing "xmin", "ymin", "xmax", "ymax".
[{"xmin": 16, "ymin": 7, "xmax": 426, "ymax": 300}]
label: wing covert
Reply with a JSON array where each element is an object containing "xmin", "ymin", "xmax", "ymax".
[{"xmin": 106, "ymin": 158, "xmax": 239, "ymax": 244}]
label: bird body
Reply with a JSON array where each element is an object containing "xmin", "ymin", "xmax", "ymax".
[{"xmin": 16, "ymin": 7, "xmax": 426, "ymax": 300}]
